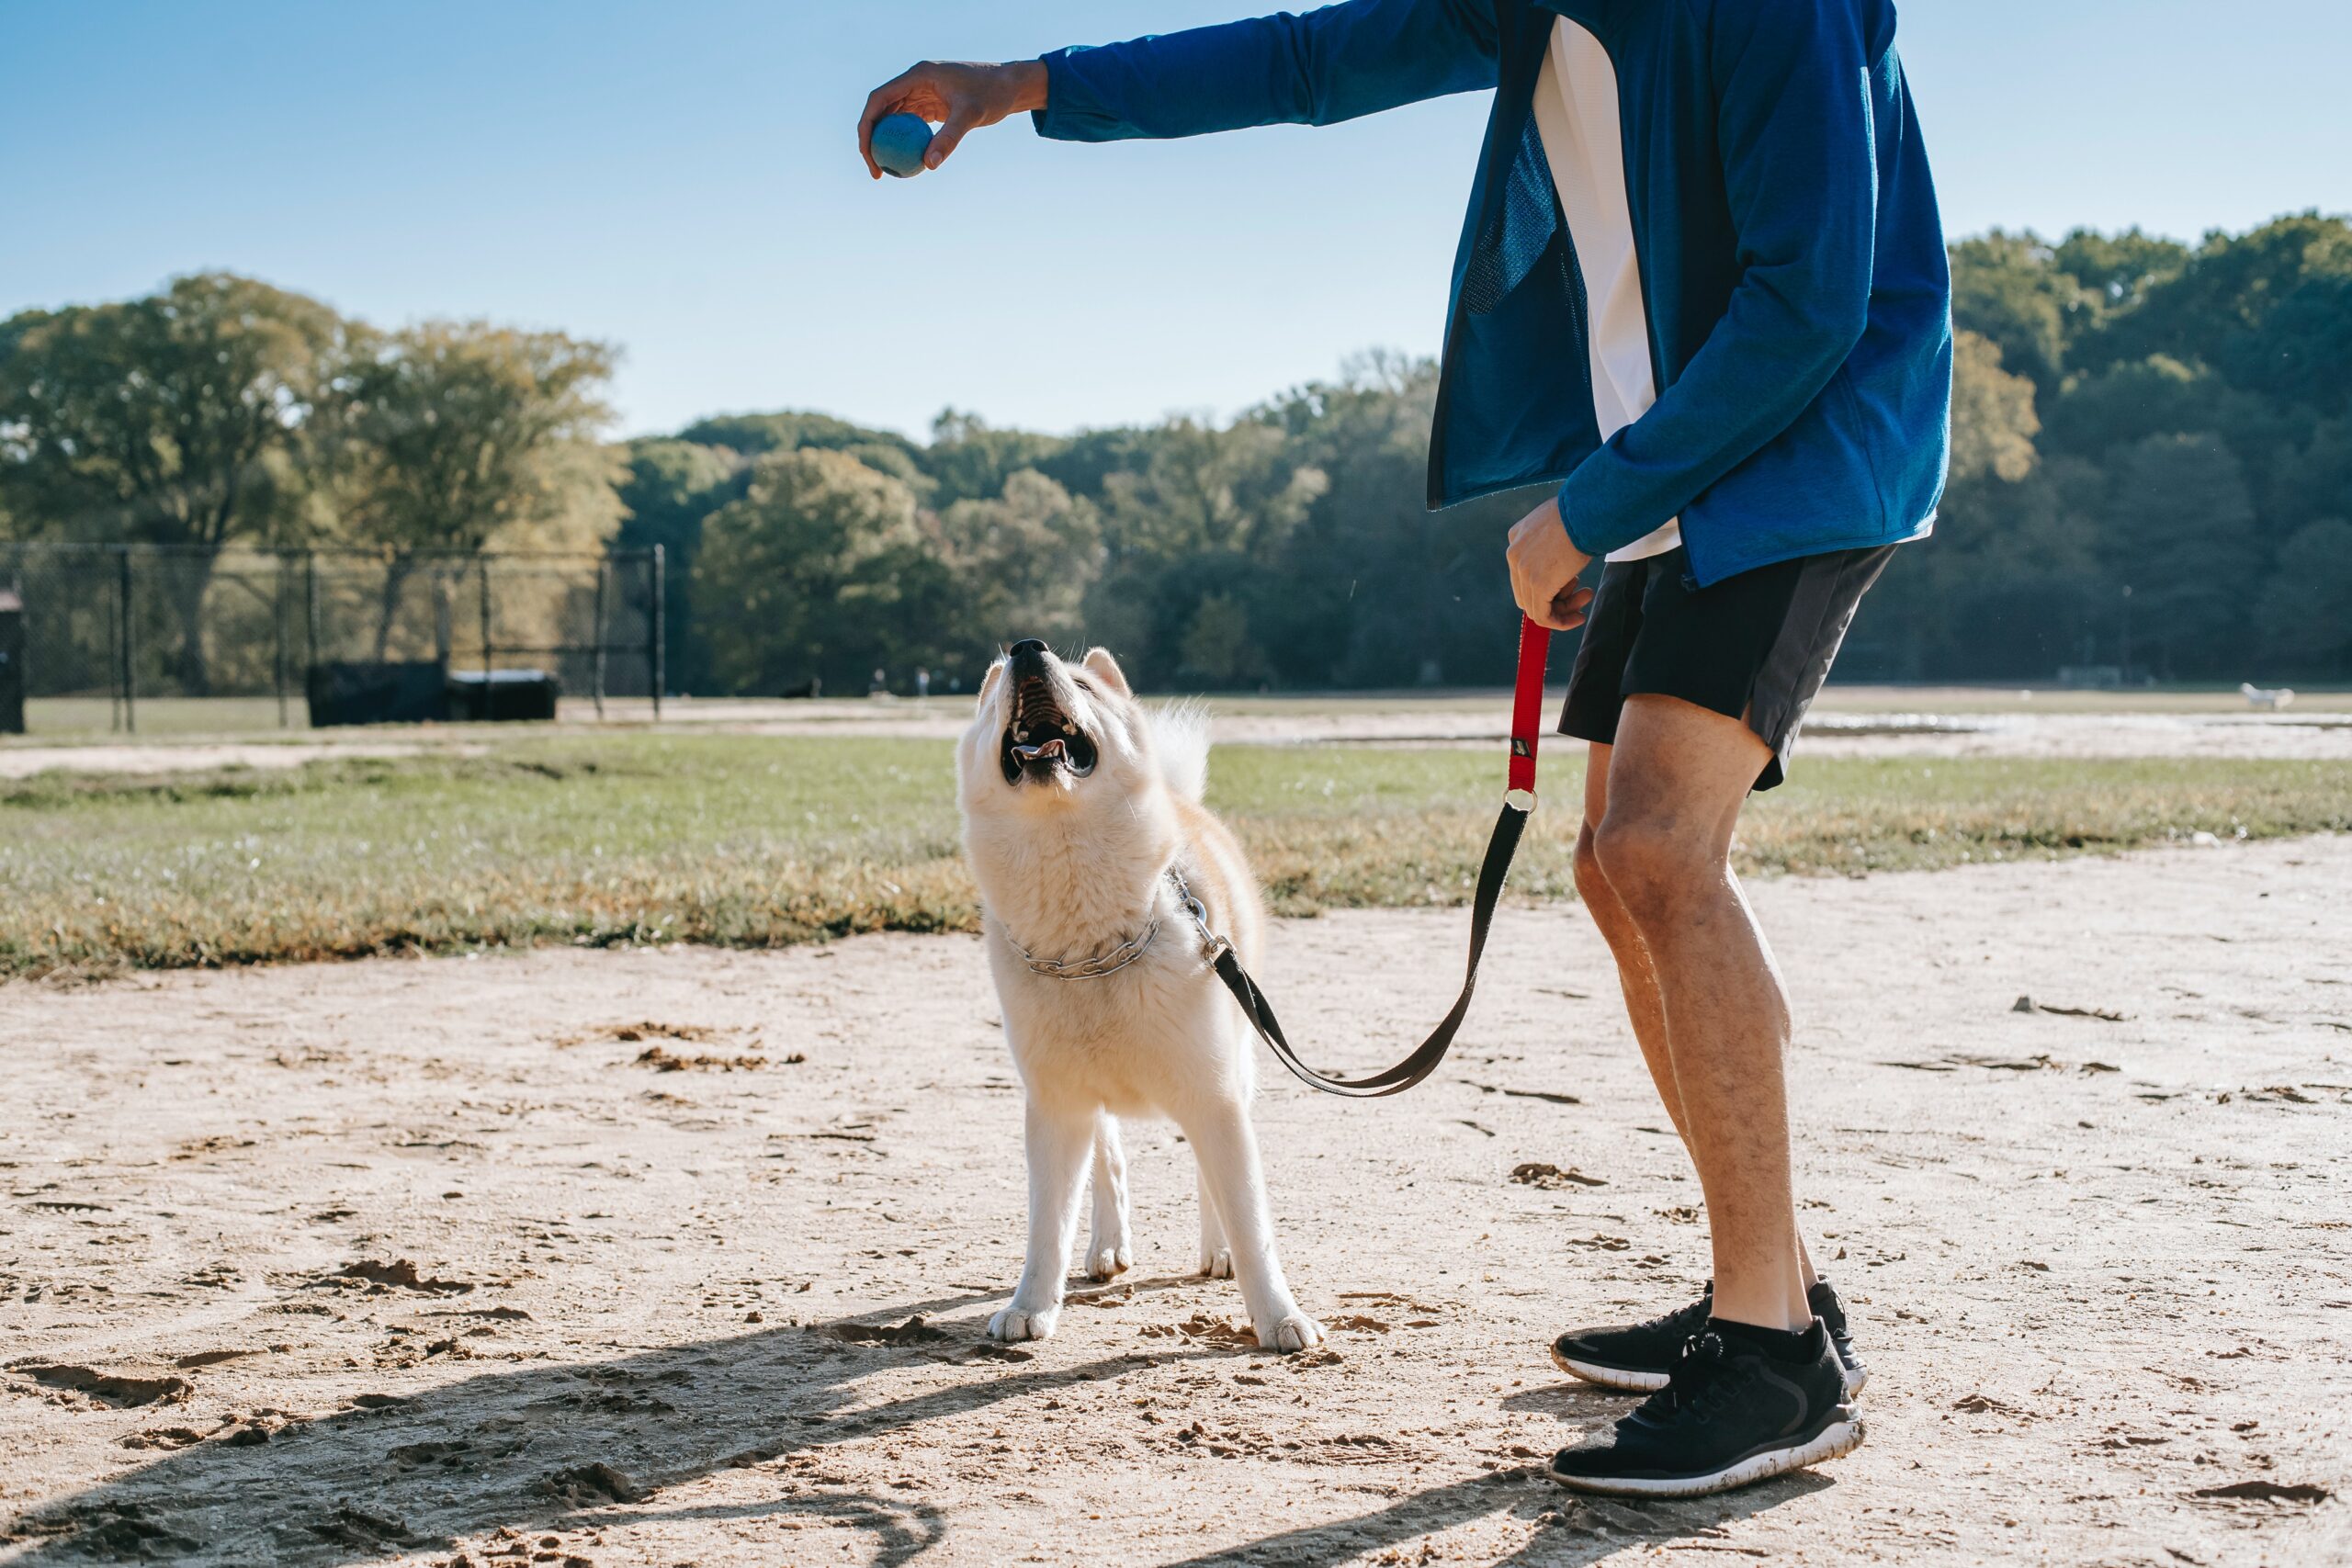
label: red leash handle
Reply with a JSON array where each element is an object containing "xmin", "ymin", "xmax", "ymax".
[
  {"xmin": 1506, "ymin": 614, "xmax": 1550, "ymax": 800},
  {"xmin": 1223, "ymin": 610, "xmax": 1555, "ymax": 1098}
]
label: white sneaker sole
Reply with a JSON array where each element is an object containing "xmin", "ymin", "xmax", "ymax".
[
  {"xmin": 1550, "ymin": 1343, "xmax": 1671, "ymax": 1393},
  {"xmin": 1548, "ymin": 1412, "xmax": 1866, "ymax": 1499}
]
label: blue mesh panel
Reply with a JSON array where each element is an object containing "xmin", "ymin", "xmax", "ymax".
[{"xmin": 1461, "ymin": 114, "xmax": 1562, "ymax": 315}]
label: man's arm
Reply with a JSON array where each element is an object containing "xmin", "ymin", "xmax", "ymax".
[
  {"xmin": 859, "ymin": 0, "xmax": 1498, "ymax": 175},
  {"xmin": 1550, "ymin": 0, "xmax": 1881, "ymax": 559},
  {"xmin": 1035, "ymin": 0, "xmax": 1498, "ymax": 143}
]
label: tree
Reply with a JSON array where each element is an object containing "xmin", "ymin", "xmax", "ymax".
[
  {"xmin": 0, "ymin": 272, "xmax": 344, "ymax": 690},
  {"xmin": 2255, "ymin": 518, "xmax": 2352, "ymax": 672},
  {"xmin": 2051, "ymin": 227, "xmax": 2188, "ymax": 315},
  {"xmin": 691, "ymin": 447, "xmax": 933, "ymax": 694},
  {"xmin": 2105, "ymin": 432, "xmax": 2259, "ymax": 677},
  {"xmin": 1948, "ymin": 231, "xmax": 2092, "ymax": 399},
  {"xmin": 616, "ymin": 438, "xmax": 741, "ymax": 692},
  {"xmin": 937, "ymin": 468, "xmax": 1101, "ymax": 661},
  {"xmin": 1948, "ymin": 331, "xmax": 2040, "ymax": 485},
  {"xmin": 678, "ymin": 410, "xmax": 922, "ymax": 468},
  {"xmin": 923, "ymin": 410, "xmax": 1070, "ymax": 506},
  {"xmin": 318, "ymin": 321, "xmax": 621, "ymax": 655}
]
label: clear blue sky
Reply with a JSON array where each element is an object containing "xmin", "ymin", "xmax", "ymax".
[{"xmin": 2, "ymin": 1, "xmax": 2345, "ymax": 444}]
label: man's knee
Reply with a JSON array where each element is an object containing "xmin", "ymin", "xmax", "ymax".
[
  {"xmin": 1572, "ymin": 824, "xmax": 1612, "ymax": 907},
  {"xmin": 1590, "ymin": 813, "xmax": 1715, "ymax": 926}
]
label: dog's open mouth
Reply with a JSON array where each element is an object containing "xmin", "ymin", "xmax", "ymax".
[{"xmin": 1001, "ymin": 677, "xmax": 1098, "ymax": 784}]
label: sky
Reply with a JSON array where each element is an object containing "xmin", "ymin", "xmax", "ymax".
[{"xmin": 2, "ymin": 1, "xmax": 2346, "ymax": 445}]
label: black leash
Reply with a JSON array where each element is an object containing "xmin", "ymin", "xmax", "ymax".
[{"xmin": 1204, "ymin": 616, "xmax": 1554, "ymax": 1098}]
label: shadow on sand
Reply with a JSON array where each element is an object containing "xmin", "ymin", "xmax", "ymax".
[{"xmin": 3, "ymin": 1285, "xmax": 1838, "ymax": 1566}]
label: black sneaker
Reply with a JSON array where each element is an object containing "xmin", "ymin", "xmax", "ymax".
[
  {"xmin": 1550, "ymin": 1287, "xmax": 1713, "ymax": 1393},
  {"xmin": 1547, "ymin": 1321, "xmax": 1862, "ymax": 1498},
  {"xmin": 1809, "ymin": 1276, "xmax": 1869, "ymax": 1396},
  {"xmin": 1555, "ymin": 1280, "xmax": 1870, "ymax": 1398}
]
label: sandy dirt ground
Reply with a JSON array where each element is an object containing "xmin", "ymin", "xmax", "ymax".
[
  {"xmin": 0, "ymin": 741, "xmax": 481, "ymax": 781},
  {"xmin": 3, "ymin": 838, "xmax": 2347, "ymax": 1566}
]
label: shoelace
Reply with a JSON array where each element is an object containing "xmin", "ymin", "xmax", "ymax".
[
  {"xmin": 1653, "ymin": 1293, "xmax": 1712, "ymax": 1338},
  {"xmin": 1630, "ymin": 1332, "xmax": 1741, "ymax": 1423}
]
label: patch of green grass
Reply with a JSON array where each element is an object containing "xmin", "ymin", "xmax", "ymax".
[
  {"xmin": 4, "ymin": 734, "xmax": 2346, "ymax": 980},
  {"xmin": 14, "ymin": 696, "xmax": 296, "ymax": 739}
]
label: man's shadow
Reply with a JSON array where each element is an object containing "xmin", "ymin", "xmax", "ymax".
[
  {"xmin": 1156, "ymin": 1379, "xmax": 1835, "ymax": 1568},
  {"xmin": 2, "ymin": 1285, "xmax": 1218, "ymax": 1566},
  {"xmin": 5, "ymin": 1290, "xmax": 1839, "ymax": 1566},
  {"xmin": 1148, "ymin": 1469, "xmax": 1832, "ymax": 1568}
]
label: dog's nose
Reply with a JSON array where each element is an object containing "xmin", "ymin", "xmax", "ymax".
[{"xmin": 1007, "ymin": 638, "xmax": 1049, "ymax": 661}]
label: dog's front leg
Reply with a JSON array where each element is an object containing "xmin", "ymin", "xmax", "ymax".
[
  {"xmin": 989, "ymin": 1098, "xmax": 1094, "ymax": 1342},
  {"xmin": 1178, "ymin": 1099, "xmax": 1324, "ymax": 1352}
]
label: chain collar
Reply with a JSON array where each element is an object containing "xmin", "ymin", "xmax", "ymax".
[{"xmin": 1010, "ymin": 867, "xmax": 1228, "ymax": 980}]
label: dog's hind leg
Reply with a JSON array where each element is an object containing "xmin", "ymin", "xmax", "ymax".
[
  {"xmin": 1177, "ymin": 1098, "xmax": 1323, "ymax": 1352},
  {"xmin": 1196, "ymin": 1162, "xmax": 1233, "ymax": 1279},
  {"xmin": 1085, "ymin": 1111, "xmax": 1134, "ymax": 1280},
  {"xmin": 989, "ymin": 1099, "xmax": 1093, "ymax": 1342}
]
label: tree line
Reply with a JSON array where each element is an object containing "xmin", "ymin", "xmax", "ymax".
[
  {"xmin": 6, "ymin": 213, "xmax": 2348, "ymax": 696},
  {"xmin": 0, "ymin": 275, "xmax": 618, "ymax": 692}
]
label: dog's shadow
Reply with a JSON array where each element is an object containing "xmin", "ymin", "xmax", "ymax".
[{"xmin": 1, "ymin": 1287, "xmax": 1221, "ymax": 1567}]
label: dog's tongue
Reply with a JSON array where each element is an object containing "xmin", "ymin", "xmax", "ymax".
[{"xmin": 1013, "ymin": 737, "xmax": 1069, "ymax": 764}]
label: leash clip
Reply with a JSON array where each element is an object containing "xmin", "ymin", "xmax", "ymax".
[{"xmin": 1170, "ymin": 871, "xmax": 1231, "ymax": 964}]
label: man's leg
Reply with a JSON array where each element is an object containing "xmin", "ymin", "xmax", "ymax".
[
  {"xmin": 1574, "ymin": 740, "xmax": 1682, "ymax": 1140},
  {"xmin": 1575, "ymin": 738, "xmax": 1823, "ymax": 1295},
  {"xmin": 1588, "ymin": 694, "xmax": 1806, "ymax": 1333}
]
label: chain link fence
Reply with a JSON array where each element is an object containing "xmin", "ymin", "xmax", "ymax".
[{"xmin": 0, "ymin": 543, "xmax": 662, "ymax": 734}]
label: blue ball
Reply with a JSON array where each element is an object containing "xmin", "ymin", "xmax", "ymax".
[{"xmin": 871, "ymin": 113, "xmax": 934, "ymax": 178}]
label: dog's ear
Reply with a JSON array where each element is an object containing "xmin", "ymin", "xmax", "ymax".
[
  {"xmin": 1080, "ymin": 647, "xmax": 1130, "ymax": 696},
  {"xmin": 976, "ymin": 660, "xmax": 1005, "ymax": 708}
]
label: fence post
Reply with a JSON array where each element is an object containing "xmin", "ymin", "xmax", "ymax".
[
  {"xmin": 304, "ymin": 550, "xmax": 320, "ymax": 728},
  {"xmin": 116, "ymin": 546, "xmax": 136, "ymax": 735},
  {"xmin": 650, "ymin": 546, "xmax": 665, "ymax": 721},
  {"xmin": 274, "ymin": 551, "xmax": 290, "ymax": 728},
  {"xmin": 592, "ymin": 555, "xmax": 610, "ymax": 720},
  {"xmin": 107, "ymin": 559, "xmax": 121, "ymax": 733},
  {"xmin": 478, "ymin": 554, "xmax": 493, "ymax": 688}
]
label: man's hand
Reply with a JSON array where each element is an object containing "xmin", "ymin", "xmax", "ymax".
[
  {"xmin": 858, "ymin": 60, "xmax": 1048, "ymax": 177},
  {"xmin": 1506, "ymin": 495, "xmax": 1596, "ymax": 632}
]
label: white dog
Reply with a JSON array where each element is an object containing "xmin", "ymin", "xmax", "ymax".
[{"xmin": 956, "ymin": 639, "xmax": 1323, "ymax": 1353}]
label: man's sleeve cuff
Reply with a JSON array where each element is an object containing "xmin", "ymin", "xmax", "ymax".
[
  {"xmin": 1030, "ymin": 47, "xmax": 1123, "ymax": 141},
  {"xmin": 1556, "ymin": 448, "xmax": 1682, "ymax": 561},
  {"xmin": 1557, "ymin": 479, "xmax": 1634, "ymax": 560}
]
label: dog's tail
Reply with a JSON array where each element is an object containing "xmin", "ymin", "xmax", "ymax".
[{"xmin": 1150, "ymin": 700, "xmax": 1211, "ymax": 802}]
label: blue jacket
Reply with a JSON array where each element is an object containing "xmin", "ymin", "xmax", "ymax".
[{"xmin": 1035, "ymin": 0, "xmax": 1951, "ymax": 585}]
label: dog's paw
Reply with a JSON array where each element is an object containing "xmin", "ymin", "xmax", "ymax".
[
  {"xmin": 1261, "ymin": 1313, "xmax": 1325, "ymax": 1353},
  {"xmin": 1199, "ymin": 1247, "xmax": 1234, "ymax": 1280},
  {"xmin": 988, "ymin": 1304, "xmax": 1059, "ymax": 1342},
  {"xmin": 1086, "ymin": 1244, "xmax": 1133, "ymax": 1281}
]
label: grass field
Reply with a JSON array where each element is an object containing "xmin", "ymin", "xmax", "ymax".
[
  {"xmin": 6, "ymin": 730, "xmax": 2347, "ymax": 981},
  {"xmin": 11, "ymin": 682, "xmax": 2350, "ymax": 744}
]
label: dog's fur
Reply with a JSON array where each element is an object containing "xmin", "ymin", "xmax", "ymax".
[{"xmin": 956, "ymin": 643, "xmax": 1323, "ymax": 1352}]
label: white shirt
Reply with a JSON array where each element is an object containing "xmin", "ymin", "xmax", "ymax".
[{"xmin": 1531, "ymin": 17, "xmax": 1681, "ymax": 563}]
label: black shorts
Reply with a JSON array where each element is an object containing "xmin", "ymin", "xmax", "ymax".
[{"xmin": 1557, "ymin": 543, "xmax": 1896, "ymax": 791}]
